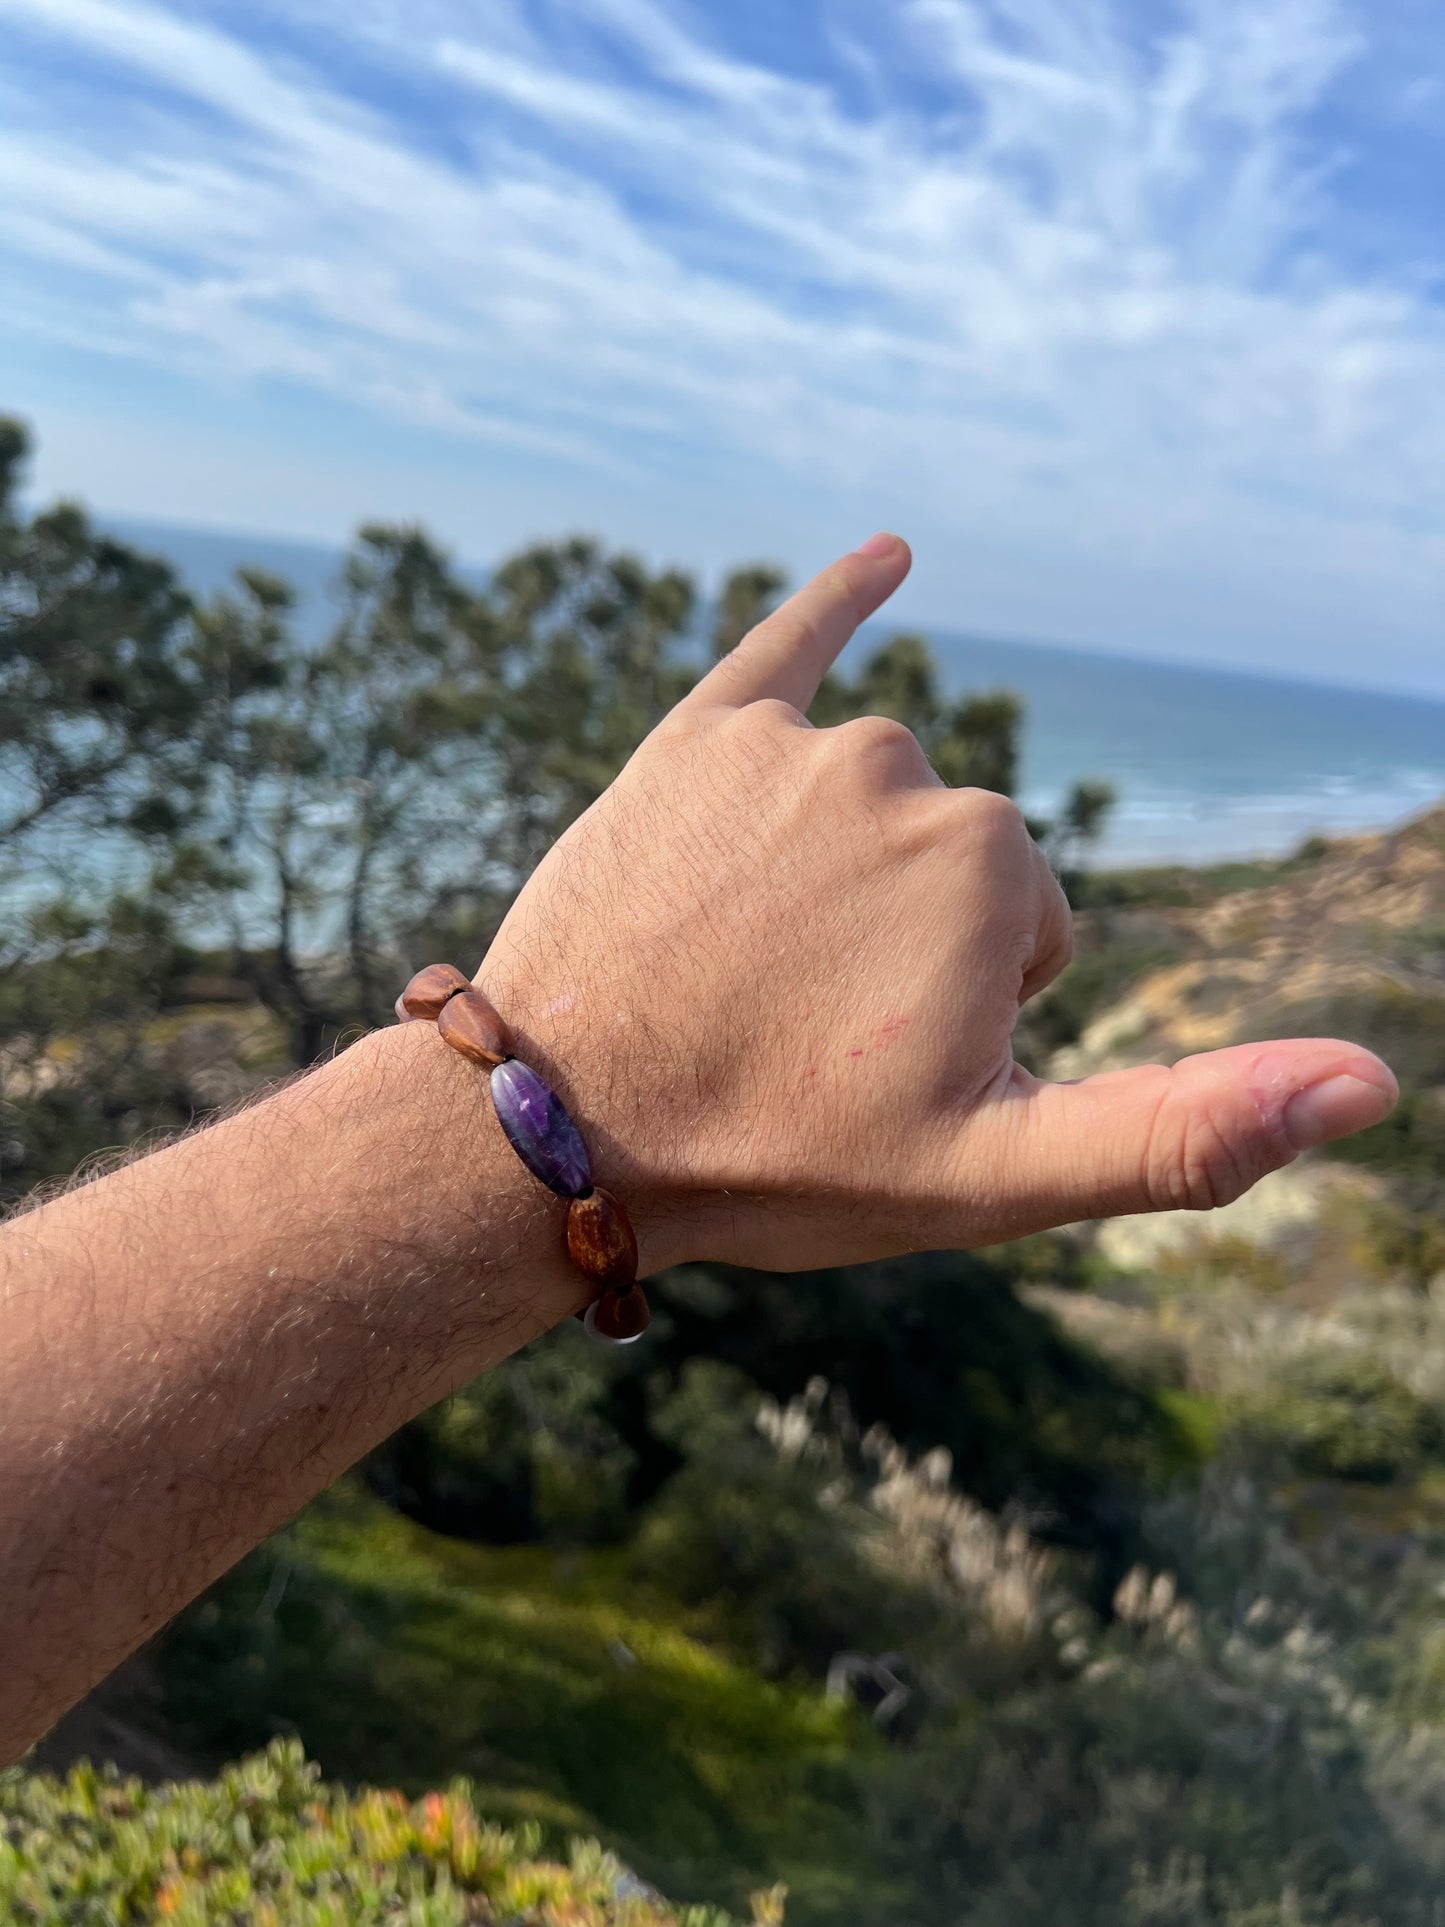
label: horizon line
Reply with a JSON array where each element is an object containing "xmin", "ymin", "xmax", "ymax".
[{"xmin": 97, "ymin": 505, "xmax": 1445, "ymax": 712}]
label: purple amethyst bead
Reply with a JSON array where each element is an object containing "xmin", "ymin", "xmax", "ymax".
[{"xmin": 489, "ymin": 1058, "xmax": 593, "ymax": 1198}]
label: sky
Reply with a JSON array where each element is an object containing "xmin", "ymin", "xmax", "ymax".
[{"xmin": 2, "ymin": 0, "xmax": 1443, "ymax": 693}]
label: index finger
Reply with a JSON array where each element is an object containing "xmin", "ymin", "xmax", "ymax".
[{"xmin": 682, "ymin": 533, "xmax": 912, "ymax": 715}]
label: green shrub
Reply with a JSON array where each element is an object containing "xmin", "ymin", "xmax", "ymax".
[
  {"xmin": 1228, "ymin": 1350, "xmax": 1444, "ymax": 1482},
  {"xmin": 630, "ymin": 1366, "xmax": 930, "ymax": 1679},
  {"xmin": 364, "ymin": 1341, "xmax": 638, "ymax": 1546},
  {"xmin": 0, "ymin": 1738, "xmax": 763, "ymax": 1924},
  {"xmin": 159, "ymin": 1489, "xmax": 877, "ymax": 1923}
]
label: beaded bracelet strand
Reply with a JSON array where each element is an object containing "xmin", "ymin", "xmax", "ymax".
[{"xmin": 394, "ymin": 963, "xmax": 649, "ymax": 1345}]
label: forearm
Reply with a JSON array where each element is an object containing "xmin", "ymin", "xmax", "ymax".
[{"xmin": 0, "ymin": 1022, "xmax": 581, "ymax": 1763}]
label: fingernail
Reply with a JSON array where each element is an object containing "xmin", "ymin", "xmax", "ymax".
[
  {"xmin": 1282, "ymin": 1074, "xmax": 1396, "ymax": 1151},
  {"xmin": 853, "ymin": 531, "xmax": 898, "ymax": 559}
]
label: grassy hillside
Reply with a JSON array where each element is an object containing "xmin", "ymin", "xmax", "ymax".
[{"xmin": 159, "ymin": 1488, "xmax": 883, "ymax": 1923}]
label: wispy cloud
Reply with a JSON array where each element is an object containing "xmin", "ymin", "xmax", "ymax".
[{"xmin": 0, "ymin": 0, "xmax": 1442, "ymax": 686}]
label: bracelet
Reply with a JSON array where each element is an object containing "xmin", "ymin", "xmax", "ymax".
[{"xmin": 394, "ymin": 964, "xmax": 649, "ymax": 1345}]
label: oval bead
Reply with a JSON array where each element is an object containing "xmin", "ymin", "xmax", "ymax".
[
  {"xmin": 566, "ymin": 1186, "xmax": 638, "ymax": 1291},
  {"xmin": 489, "ymin": 1058, "xmax": 592, "ymax": 1197},
  {"xmin": 583, "ymin": 1285, "xmax": 651, "ymax": 1344},
  {"xmin": 437, "ymin": 987, "xmax": 511, "ymax": 1067},
  {"xmin": 397, "ymin": 962, "xmax": 472, "ymax": 1022}
]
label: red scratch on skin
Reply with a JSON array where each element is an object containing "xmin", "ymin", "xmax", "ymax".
[
  {"xmin": 876, "ymin": 1016, "xmax": 911, "ymax": 1045},
  {"xmin": 849, "ymin": 1049, "xmax": 864, "ymax": 1058}
]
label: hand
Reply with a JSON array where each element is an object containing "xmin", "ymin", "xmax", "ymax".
[{"xmin": 481, "ymin": 534, "xmax": 1397, "ymax": 1274}]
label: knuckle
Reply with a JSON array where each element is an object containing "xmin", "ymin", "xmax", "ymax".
[
  {"xmin": 837, "ymin": 713, "xmax": 924, "ymax": 764},
  {"xmin": 1144, "ymin": 1090, "xmax": 1262, "ymax": 1213},
  {"xmin": 649, "ymin": 708, "xmax": 705, "ymax": 748},
  {"xmin": 961, "ymin": 787, "xmax": 1027, "ymax": 842},
  {"xmin": 1043, "ymin": 871, "xmax": 1074, "ymax": 965},
  {"xmin": 1051, "ymin": 917, "xmax": 1076, "ymax": 976},
  {"xmin": 1026, "ymin": 917, "xmax": 1073, "ymax": 995},
  {"xmin": 748, "ymin": 697, "xmax": 811, "ymax": 733},
  {"xmin": 943, "ymin": 789, "xmax": 1031, "ymax": 872}
]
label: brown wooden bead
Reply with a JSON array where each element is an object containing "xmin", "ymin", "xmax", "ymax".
[
  {"xmin": 436, "ymin": 986, "xmax": 511, "ymax": 1067},
  {"xmin": 397, "ymin": 962, "xmax": 472, "ymax": 1022},
  {"xmin": 566, "ymin": 1185, "xmax": 638, "ymax": 1290},
  {"xmin": 585, "ymin": 1284, "xmax": 651, "ymax": 1343}
]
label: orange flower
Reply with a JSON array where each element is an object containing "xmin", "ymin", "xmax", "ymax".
[{"xmin": 154, "ymin": 1875, "xmax": 186, "ymax": 1917}]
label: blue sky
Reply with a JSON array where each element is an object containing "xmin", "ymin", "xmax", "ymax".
[{"xmin": 2, "ymin": 0, "xmax": 1443, "ymax": 692}]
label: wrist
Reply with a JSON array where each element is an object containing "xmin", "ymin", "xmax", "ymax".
[
  {"xmin": 467, "ymin": 956, "xmax": 696, "ymax": 1276},
  {"xmin": 337, "ymin": 1021, "xmax": 587, "ymax": 1374}
]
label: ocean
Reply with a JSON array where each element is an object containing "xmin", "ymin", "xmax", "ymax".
[
  {"xmin": 110, "ymin": 518, "xmax": 1445, "ymax": 871},
  {"xmin": 925, "ymin": 629, "xmax": 1445, "ymax": 867}
]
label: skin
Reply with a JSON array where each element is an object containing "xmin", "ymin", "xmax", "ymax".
[{"xmin": 0, "ymin": 534, "xmax": 1396, "ymax": 1765}]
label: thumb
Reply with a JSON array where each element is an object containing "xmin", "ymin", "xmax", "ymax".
[{"xmin": 1007, "ymin": 1039, "xmax": 1398, "ymax": 1227}]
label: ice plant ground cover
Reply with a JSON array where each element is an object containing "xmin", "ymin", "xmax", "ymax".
[{"xmin": 0, "ymin": 1738, "xmax": 785, "ymax": 1926}]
